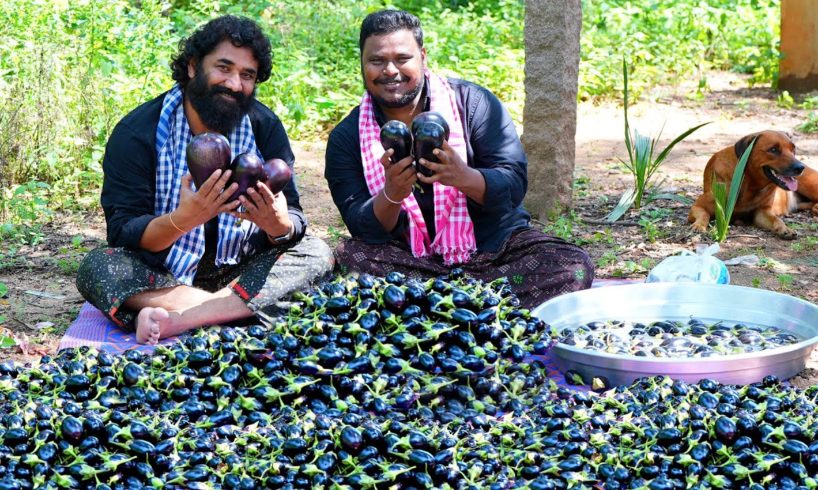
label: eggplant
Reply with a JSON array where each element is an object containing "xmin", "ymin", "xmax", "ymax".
[
  {"xmin": 186, "ymin": 132, "xmax": 231, "ymax": 188},
  {"xmin": 412, "ymin": 121, "xmax": 446, "ymax": 177},
  {"xmin": 226, "ymin": 152, "xmax": 265, "ymax": 201},
  {"xmin": 261, "ymin": 158, "xmax": 292, "ymax": 194},
  {"xmin": 60, "ymin": 416, "xmax": 84, "ymax": 445},
  {"xmin": 340, "ymin": 426, "xmax": 362, "ymax": 452},
  {"xmin": 412, "ymin": 111, "xmax": 450, "ymax": 141},
  {"xmin": 380, "ymin": 120, "xmax": 413, "ymax": 163}
]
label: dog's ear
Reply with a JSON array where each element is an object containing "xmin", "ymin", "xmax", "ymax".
[{"xmin": 734, "ymin": 134, "xmax": 759, "ymax": 159}]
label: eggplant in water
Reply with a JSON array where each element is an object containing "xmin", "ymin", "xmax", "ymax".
[
  {"xmin": 186, "ymin": 132, "xmax": 231, "ymax": 188},
  {"xmin": 380, "ymin": 120, "xmax": 412, "ymax": 163}
]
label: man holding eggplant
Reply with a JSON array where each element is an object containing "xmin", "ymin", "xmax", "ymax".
[
  {"xmin": 77, "ymin": 15, "xmax": 333, "ymax": 344},
  {"xmin": 324, "ymin": 9, "xmax": 594, "ymax": 309}
]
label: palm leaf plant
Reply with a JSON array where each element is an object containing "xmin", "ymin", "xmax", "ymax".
[
  {"xmin": 712, "ymin": 137, "xmax": 757, "ymax": 242},
  {"xmin": 606, "ymin": 59, "xmax": 711, "ymax": 222}
]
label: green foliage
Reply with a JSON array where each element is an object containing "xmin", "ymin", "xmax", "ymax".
[
  {"xmin": 1, "ymin": 0, "xmax": 784, "ymax": 238},
  {"xmin": 791, "ymin": 235, "xmax": 818, "ymax": 253},
  {"xmin": 0, "ymin": 181, "xmax": 53, "ymax": 245},
  {"xmin": 712, "ymin": 137, "xmax": 756, "ymax": 242},
  {"xmin": 580, "ymin": 0, "xmax": 780, "ymax": 100},
  {"xmin": 776, "ymin": 90, "xmax": 794, "ymax": 109},
  {"xmin": 541, "ymin": 213, "xmax": 584, "ymax": 244},
  {"xmin": 801, "ymin": 96, "xmax": 818, "ymax": 110},
  {"xmin": 607, "ymin": 60, "xmax": 708, "ymax": 221},
  {"xmin": 796, "ymin": 112, "xmax": 818, "ymax": 133},
  {"xmin": 777, "ymin": 273, "xmax": 794, "ymax": 290},
  {"xmin": 0, "ymin": 0, "xmax": 175, "ymax": 189},
  {"xmin": 611, "ymin": 258, "xmax": 654, "ymax": 278}
]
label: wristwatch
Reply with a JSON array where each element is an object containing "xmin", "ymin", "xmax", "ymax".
[{"xmin": 268, "ymin": 223, "xmax": 294, "ymax": 245}]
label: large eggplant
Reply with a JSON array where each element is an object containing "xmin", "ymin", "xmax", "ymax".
[
  {"xmin": 226, "ymin": 152, "xmax": 265, "ymax": 201},
  {"xmin": 412, "ymin": 121, "xmax": 446, "ymax": 177},
  {"xmin": 411, "ymin": 111, "xmax": 449, "ymax": 141},
  {"xmin": 380, "ymin": 120, "xmax": 412, "ymax": 163},
  {"xmin": 261, "ymin": 158, "xmax": 293, "ymax": 194},
  {"xmin": 186, "ymin": 132, "xmax": 231, "ymax": 188}
]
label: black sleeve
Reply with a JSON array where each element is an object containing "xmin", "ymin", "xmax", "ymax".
[
  {"xmin": 251, "ymin": 104, "xmax": 307, "ymax": 243},
  {"xmin": 324, "ymin": 112, "xmax": 408, "ymax": 243},
  {"xmin": 468, "ymin": 88, "xmax": 528, "ymax": 212},
  {"xmin": 100, "ymin": 122, "xmax": 161, "ymax": 251}
]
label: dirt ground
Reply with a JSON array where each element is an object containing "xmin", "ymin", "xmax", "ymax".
[{"xmin": 1, "ymin": 70, "xmax": 816, "ymax": 383}]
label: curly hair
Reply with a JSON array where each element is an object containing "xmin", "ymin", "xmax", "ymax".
[
  {"xmin": 170, "ymin": 15, "xmax": 272, "ymax": 87},
  {"xmin": 359, "ymin": 9, "xmax": 423, "ymax": 54}
]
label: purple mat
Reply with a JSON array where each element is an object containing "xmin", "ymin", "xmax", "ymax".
[
  {"xmin": 58, "ymin": 302, "xmax": 180, "ymax": 353},
  {"xmin": 60, "ymin": 278, "xmax": 639, "ymax": 359}
]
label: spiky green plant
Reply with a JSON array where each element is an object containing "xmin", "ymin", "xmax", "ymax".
[
  {"xmin": 712, "ymin": 137, "xmax": 757, "ymax": 242},
  {"xmin": 607, "ymin": 59, "xmax": 710, "ymax": 222}
]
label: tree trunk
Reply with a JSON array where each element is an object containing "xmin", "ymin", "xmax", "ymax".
[
  {"xmin": 522, "ymin": 0, "xmax": 582, "ymax": 221},
  {"xmin": 779, "ymin": 0, "xmax": 818, "ymax": 92}
]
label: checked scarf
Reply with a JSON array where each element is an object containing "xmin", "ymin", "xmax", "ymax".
[
  {"xmin": 155, "ymin": 85, "xmax": 262, "ymax": 285},
  {"xmin": 359, "ymin": 71, "xmax": 476, "ymax": 265}
]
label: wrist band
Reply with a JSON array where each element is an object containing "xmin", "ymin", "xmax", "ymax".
[
  {"xmin": 168, "ymin": 211, "xmax": 186, "ymax": 234},
  {"xmin": 382, "ymin": 188, "xmax": 402, "ymax": 205}
]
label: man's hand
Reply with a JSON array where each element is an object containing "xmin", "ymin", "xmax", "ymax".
[
  {"xmin": 381, "ymin": 148, "xmax": 417, "ymax": 202},
  {"xmin": 230, "ymin": 182, "xmax": 292, "ymax": 237},
  {"xmin": 416, "ymin": 141, "xmax": 486, "ymax": 204},
  {"xmin": 175, "ymin": 170, "xmax": 240, "ymax": 229}
]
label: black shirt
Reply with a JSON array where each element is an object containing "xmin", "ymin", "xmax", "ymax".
[
  {"xmin": 101, "ymin": 92, "xmax": 306, "ymax": 269},
  {"xmin": 324, "ymin": 77, "xmax": 530, "ymax": 252}
]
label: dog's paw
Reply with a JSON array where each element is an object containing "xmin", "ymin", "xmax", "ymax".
[
  {"xmin": 776, "ymin": 227, "xmax": 798, "ymax": 240},
  {"xmin": 690, "ymin": 222, "xmax": 708, "ymax": 233}
]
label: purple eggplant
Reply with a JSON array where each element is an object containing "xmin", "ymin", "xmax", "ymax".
[
  {"xmin": 411, "ymin": 111, "xmax": 450, "ymax": 141},
  {"xmin": 412, "ymin": 121, "xmax": 446, "ymax": 177},
  {"xmin": 380, "ymin": 120, "xmax": 413, "ymax": 163},
  {"xmin": 226, "ymin": 152, "xmax": 265, "ymax": 201},
  {"xmin": 186, "ymin": 132, "xmax": 231, "ymax": 188},
  {"xmin": 261, "ymin": 158, "xmax": 293, "ymax": 194}
]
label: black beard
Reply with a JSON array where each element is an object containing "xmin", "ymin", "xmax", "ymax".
[
  {"xmin": 369, "ymin": 76, "xmax": 424, "ymax": 109},
  {"xmin": 186, "ymin": 70, "xmax": 254, "ymax": 135}
]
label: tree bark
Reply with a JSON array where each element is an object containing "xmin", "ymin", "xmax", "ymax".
[
  {"xmin": 779, "ymin": 0, "xmax": 818, "ymax": 92},
  {"xmin": 522, "ymin": 0, "xmax": 582, "ymax": 221}
]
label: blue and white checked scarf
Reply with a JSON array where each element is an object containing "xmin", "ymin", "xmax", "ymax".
[{"xmin": 155, "ymin": 85, "xmax": 262, "ymax": 285}]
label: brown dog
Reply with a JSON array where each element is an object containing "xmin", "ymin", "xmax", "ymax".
[{"xmin": 688, "ymin": 131, "xmax": 818, "ymax": 239}]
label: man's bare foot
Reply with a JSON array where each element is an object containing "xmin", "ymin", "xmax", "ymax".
[{"xmin": 136, "ymin": 307, "xmax": 170, "ymax": 345}]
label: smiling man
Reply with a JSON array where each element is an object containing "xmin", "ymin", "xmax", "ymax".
[
  {"xmin": 76, "ymin": 16, "xmax": 333, "ymax": 344},
  {"xmin": 324, "ymin": 9, "xmax": 594, "ymax": 309}
]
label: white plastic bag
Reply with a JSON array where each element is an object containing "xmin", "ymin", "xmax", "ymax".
[{"xmin": 646, "ymin": 243, "xmax": 730, "ymax": 285}]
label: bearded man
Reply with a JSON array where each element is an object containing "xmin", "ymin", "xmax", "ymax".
[
  {"xmin": 324, "ymin": 9, "xmax": 593, "ymax": 309},
  {"xmin": 77, "ymin": 16, "xmax": 333, "ymax": 344}
]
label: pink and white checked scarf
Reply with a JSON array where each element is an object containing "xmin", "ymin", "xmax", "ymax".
[{"xmin": 359, "ymin": 71, "xmax": 476, "ymax": 265}]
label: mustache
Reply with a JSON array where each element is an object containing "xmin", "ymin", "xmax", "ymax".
[
  {"xmin": 210, "ymin": 85, "xmax": 248, "ymax": 104},
  {"xmin": 375, "ymin": 76, "xmax": 408, "ymax": 85}
]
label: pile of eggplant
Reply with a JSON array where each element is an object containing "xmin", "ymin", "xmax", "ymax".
[{"xmin": 0, "ymin": 271, "xmax": 816, "ymax": 489}]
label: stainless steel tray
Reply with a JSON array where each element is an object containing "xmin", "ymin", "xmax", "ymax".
[{"xmin": 531, "ymin": 283, "xmax": 818, "ymax": 386}]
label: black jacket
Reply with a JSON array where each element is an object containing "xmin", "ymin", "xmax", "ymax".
[
  {"xmin": 101, "ymin": 92, "xmax": 306, "ymax": 268},
  {"xmin": 324, "ymin": 77, "xmax": 530, "ymax": 252}
]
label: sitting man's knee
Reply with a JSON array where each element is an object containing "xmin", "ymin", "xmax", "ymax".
[{"xmin": 300, "ymin": 235, "xmax": 335, "ymax": 276}]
